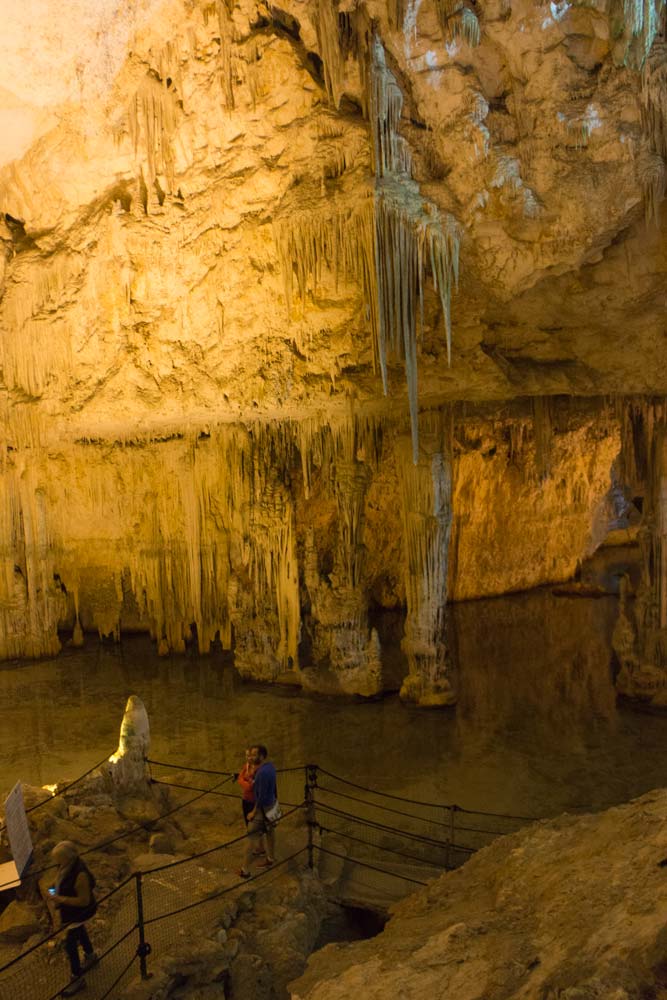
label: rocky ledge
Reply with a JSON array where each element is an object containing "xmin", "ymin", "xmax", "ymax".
[{"xmin": 291, "ymin": 788, "xmax": 667, "ymax": 1000}]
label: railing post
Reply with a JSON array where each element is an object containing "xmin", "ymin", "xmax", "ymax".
[
  {"xmin": 304, "ymin": 764, "xmax": 318, "ymax": 869},
  {"xmin": 134, "ymin": 872, "xmax": 151, "ymax": 980}
]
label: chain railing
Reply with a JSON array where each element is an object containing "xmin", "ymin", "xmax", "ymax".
[{"xmin": 0, "ymin": 759, "xmax": 541, "ymax": 1000}]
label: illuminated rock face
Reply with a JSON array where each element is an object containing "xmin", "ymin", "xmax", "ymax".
[
  {"xmin": 0, "ymin": 0, "xmax": 664, "ymax": 698},
  {"xmin": 0, "ymin": 407, "xmax": 618, "ymax": 704}
]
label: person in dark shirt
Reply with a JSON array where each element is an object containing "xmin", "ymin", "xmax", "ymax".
[
  {"xmin": 238, "ymin": 744, "xmax": 278, "ymax": 878},
  {"xmin": 50, "ymin": 840, "xmax": 98, "ymax": 996}
]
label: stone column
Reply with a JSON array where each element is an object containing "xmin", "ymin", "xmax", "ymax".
[
  {"xmin": 397, "ymin": 434, "xmax": 455, "ymax": 707},
  {"xmin": 615, "ymin": 413, "xmax": 667, "ymax": 706},
  {"xmin": 230, "ymin": 468, "xmax": 300, "ymax": 683},
  {"xmin": 303, "ymin": 451, "xmax": 382, "ymax": 697}
]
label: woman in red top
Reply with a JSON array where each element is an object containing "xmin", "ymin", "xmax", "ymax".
[{"xmin": 237, "ymin": 747, "xmax": 257, "ymax": 825}]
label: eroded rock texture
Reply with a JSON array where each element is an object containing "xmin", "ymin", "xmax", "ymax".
[{"xmin": 1, "ymin": 0, "xmax": 666, "ymax": 699}]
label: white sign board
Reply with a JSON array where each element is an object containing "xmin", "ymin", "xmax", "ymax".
[{"xmin": 0, "ymin": 782, "xmax": 33, "ymax": 891}]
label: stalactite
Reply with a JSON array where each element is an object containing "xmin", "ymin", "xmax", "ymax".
[
  {"xmin": 316, "ymin": 0, "xmax": 345, "ymax": 108},
  {"xmin": 614, "ymin": 398, "xmax": 667, "ymax": 702},
  {"xmin": 217, "ymin": 0, "xmax": 236, "ymax": 110},
  {"xmin": 275, "ymin": 33, "xmax": 462, "ymax": 465},
  {"xmin": 0, "ymin": 254, "xmax": 80, "ymax": 398},
  {"xmin": 0, "ymin": 461, "xmax": 65, "ymax": 659},
  {"xmin": 621, "ymin": 0, "xmax": 664, "ymax": 69},
  {"xmin": 434, "ymin": 0, "xmax": 481, "ymax": 48},
  {"xmin": 532, "ymin": 396, "xmax": 554, "ymax": 480},
  {"xmin": 369, "ymin": 36, "xmax": 413, "ymax": 179},
  {"xmin": 128, "ymin": 55, "xmax": 180, "ymax": 190},
  {"xmin": 640, "ymin": 42, "xmax": 667, "ymax": 221}
]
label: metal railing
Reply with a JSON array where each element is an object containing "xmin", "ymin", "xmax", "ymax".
[{"xmin": 0, "ymin": 759, "xmax": 540, "ymax": 1000}]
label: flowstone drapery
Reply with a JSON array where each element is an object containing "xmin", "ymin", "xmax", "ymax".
[
  {"xmin": 615, "ymin": 400, "xmax": 667, "ymax": 705},
  {"xmin": 396, "ymin": 432, "xmax": 455, "ymax": 707}
]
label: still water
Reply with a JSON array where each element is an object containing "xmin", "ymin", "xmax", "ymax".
[{"xmin": 1, "ymin": 589, "xmax": 665, "ymax": 820}]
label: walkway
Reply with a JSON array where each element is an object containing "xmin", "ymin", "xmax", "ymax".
[{"xmin": 0, "ymin": 759, "xmax": 537, "ymax": 1000}]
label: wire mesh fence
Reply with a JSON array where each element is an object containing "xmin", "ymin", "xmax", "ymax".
[{"xmin": 0, "ymin": 759, "xmax": 539, "ymax": 999}]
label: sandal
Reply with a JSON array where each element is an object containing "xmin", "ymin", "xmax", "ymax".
[
  {"xmin": 255, "ymin": 858, "xmax": 274, "ymax": 868},
  {"xmin": 237, "ymin": 868, "xmax": 251, "ymax": 879}
]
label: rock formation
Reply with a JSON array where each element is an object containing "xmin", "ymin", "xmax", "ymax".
[
  {"xmin": 1, "ymin": 0, "xmax": 667, "ymax": 700},
  {"xmin": 291, "ymin": 788, "xmax": 667, "ymax": 1000}
]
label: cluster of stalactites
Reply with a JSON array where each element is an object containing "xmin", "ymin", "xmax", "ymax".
[
  {"xmin": 296, "ymin": 410, "xmax": 385, "ymax": 499},
  {"xmin": 274, "ymin": 190, "xmax": 460, "ymax": 463},
  {"xmin": 274, "ymin": 34, "xmax": 461, "ymax": 464},
  {"xmin": 369, "ymin": 36, "xmax": 413, "ymax": 178},
  {"xmin": 0, "ymin": 412, "xmax": 396, "ymax": 665},
  {"xmin": 622, "ymin": 0, "xmax": 665, "ymax": 69},
  {"xmin": 433, "ymin": 0, "xmax": 481, "ymax": 48},
  {"xmin": 532, "ymin": 397, "xmax": 554, "ymax": 482},
  {"xmin": 127, "ymin": 52, "xmax": 180, "ymax": 192},
  {"xmin": 388, "ymin": 0, "xmax": 480, "ymax": 47},
  {"xmin": 617, "ymin": 397, "xmax": 667, "ymax": 640},
  {"xmin": 616, "ymin": 396, "xmax": 667, "ymax": 491},
  {"xmin": 641, "ymin": 41, "xmax": 667, "ymax": 222}
]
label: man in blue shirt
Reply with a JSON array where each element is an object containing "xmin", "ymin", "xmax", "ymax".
[{"xmin": 238, "ymin": 744, "xmax": 278, "ymax": 878}]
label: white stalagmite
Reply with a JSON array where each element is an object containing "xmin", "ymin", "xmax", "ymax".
[{"xmin": 107, "ymin": 694, "xmax": 151, "ymax": 789}]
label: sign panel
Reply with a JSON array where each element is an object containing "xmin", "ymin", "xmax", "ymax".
[{"xmin": 0, "ymin": 783, "xmax": 33, "ymax": 890}]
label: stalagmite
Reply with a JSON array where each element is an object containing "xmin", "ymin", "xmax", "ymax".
[
  {"xmin": 107, "ymin": 695, "xmax": 152, "ymax": 796},
  {"xmin": 396, "ymin": 430, "xmax": 456, "ymax": 706}
]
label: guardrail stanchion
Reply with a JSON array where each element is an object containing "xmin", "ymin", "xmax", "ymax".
[
  {"xmin": 134, "ymin": 872, "xmax": 152, "ymax": 980},
  {"xmin": 305, "ymin": 764, "xmax": 318, "ymax": 869}
]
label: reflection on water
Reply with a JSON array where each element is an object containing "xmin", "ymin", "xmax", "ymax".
[{"xmin": 1, "ymin": 589, "xmax": 666, "ymax": 820}]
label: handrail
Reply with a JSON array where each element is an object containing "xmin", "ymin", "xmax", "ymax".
[{"xmin": 0, "ymin": 754, "xmax": 539, "ymax": 997}]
